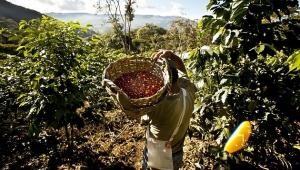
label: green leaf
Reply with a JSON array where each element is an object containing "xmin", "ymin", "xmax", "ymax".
[
  {"xmin": 293, "ymin": 145, "xmax": 300, "ymax": 150},
  {"xmin": 230, "ymin": 0, "xmax": 249, "ymax": 23},
  {"xmin": 16, "ymin": 46, "xmax": 25, "ymax": 51},
  {"xmin": 231, "ymin": 37, "xmax": 239, "ymax": 47},
  {"xmin": 19, "ymin": 101, "xmax": 29, "ymax": 107},
  {"xmin": 201, "ymin": 45, "xmax": 213, "ymax": 56},
  {"xmin": 207, "ymin": 0, "xmax": 217, "ymax": 10},
  {"xmin": 23, "ymin": 50, "xmax": 28, "ymax": 57},
  {"xmin": 8, "ymin": 35, "xmax": 21, "ymax": 41},
  {"xmin": 262, "ymin": 43, "xmax": 277, "ymax": 52},
  {"xmin": 189, "ymin": 48, "xmax": 200, "ymax": 59},
  {"xmin": 212, "ymin": 27, "xmax": 225, "ymax": 43},
  {"xmin": 248, "ymin": 100, "xmax": 257, "ymax": 112},
  {"xmin": 17, "ymin": 93, "xmax": 27, "ymax": 101},
  {"xmin": 219, "ymin": 45, "xmax": 224, "ymax": 53},
  {"xmin": 202, "ymin": 16, "xmax": 214, "ymax": 29},
  {"xmin": 221, "ymin": 90, "xmax": 228, "ymax": 103},
  {"xmin": 27, "ymin": 106, "xmax": 36, "ymax": 118},
  {"xmin": 28, "ymin": 123, "xmax": 34, "ymax": 136},
  {"xmin": 19, "ymin": 20, "xmax": 27, "ymax": 30},
  {"xmin": 256, "ymin": 44, "xmax": 265, "ymax": 54},
  {"xmin": 193, "ymin": 101, "xmax": 202, "ymax": 113},
  {"xmin": 71, "ymin": 24, "xmax": 81, "ymax": 30},
  {"xmin": 199, "ymin": 105, "xmax": 207, "ymax": 116},
  {"xmin": 287, "ymin": 50, "xmax": 300, "ymax": 71},
  {"xmin": 225, "ymin": 32, "xmax": 234, "ymax": 46},
  {"xmin": 220, "ymin": 79, "xmax": 227, "ymax": 85},
  {"xmin": 197, "ymin": 79, "xmax": 205, "ymax": 88},
  {"xmin": 232, "ymin": 0, "xmax": 244, "ymax": 9}
]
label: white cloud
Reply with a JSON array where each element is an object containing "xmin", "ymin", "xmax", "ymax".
[
  {"xmin": 136, "ymin": 0, "xmax": 147, "ymax": 7},
  {"xmin": 56, "ymin": 0, "xmax": 85, "ymax": 11},
  {"xmin": 168, "ymin": 1, "xmax": 186, "ymax": 16},
  {"xmin": 136, "ymin": 0, "xmax": 156, "ymax": 9},
  {"xmin": 7, "ymin": 0, "xmax": 98, "ymax": 13},
  {"xmin": 7, "ymin": 0, "xmax": 187, "ymax": 17},
  {"xmin": 134, "ymin": 0, "xmax": 186, "ymax": 17},
  {"xmin": 42, "ymin": 0, "xmax": 56, "ymax": 5}
]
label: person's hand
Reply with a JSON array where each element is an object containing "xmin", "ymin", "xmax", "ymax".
[
  {"xmin": 151, "ymin": 50, "xmax": 175, "ymax": 61},
  {"xmin": 151, "ymin": 49, "xmax": 188, "ymax": 74}
]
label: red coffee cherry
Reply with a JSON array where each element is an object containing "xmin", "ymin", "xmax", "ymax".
[{"xmin": 114, "ymin": 71, "xmax": 164, "ymax": 99}]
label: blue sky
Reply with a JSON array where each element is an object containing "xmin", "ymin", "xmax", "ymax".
[{"xmin": 7, "ymin": 0, "xmax": 210, "ymax": 19}]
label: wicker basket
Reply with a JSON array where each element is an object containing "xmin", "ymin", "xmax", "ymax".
[{"xmin": 102, "ymin": 57, "xmax": 171, "ymax": 115}]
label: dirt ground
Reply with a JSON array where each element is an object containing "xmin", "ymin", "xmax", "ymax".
[
  {"xmin": 81, "ymin": 110, "xmax": 204, "ymax": 169},
  {"xmin": 0, "ymin": 110, "xmax": 205, "ymax": 169}
]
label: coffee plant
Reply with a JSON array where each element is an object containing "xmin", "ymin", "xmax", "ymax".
[
  {"xmin": 15, "ymin": 16, "xmax": 94, "ymax": 142},
  {"xmin": 189, "ymin": 0, "xmax": 300, "ymax": 169}
]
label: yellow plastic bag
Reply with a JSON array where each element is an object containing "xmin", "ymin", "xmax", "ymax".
[{"xmin": 224, "ymin": 121, "xmax": 252, "ymax": 153}]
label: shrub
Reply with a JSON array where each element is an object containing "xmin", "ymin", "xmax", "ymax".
[{"xmin": 16, "ymin": 16, "xmax": 92, "ymax": 142}]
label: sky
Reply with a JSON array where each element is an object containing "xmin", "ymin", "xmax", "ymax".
[{"xmin": 6, "ymin": 0, "xmax": 210, "ymax": 19}]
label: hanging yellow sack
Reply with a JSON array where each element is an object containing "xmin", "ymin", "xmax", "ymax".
[{"xmin": 224, "ymin": 121, "xmax": 252, "ymax": 153}]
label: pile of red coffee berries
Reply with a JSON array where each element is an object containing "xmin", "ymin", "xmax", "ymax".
[{"xmin": 114, "ymin": 70, "xmax": 164, "ymax": 99}]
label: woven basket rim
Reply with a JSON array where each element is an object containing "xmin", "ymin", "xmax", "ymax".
[{"xmin": 102, "ymin": 57, "xmax": 171, "ymax": 107}]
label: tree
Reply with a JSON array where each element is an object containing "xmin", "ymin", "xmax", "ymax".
[
  {"xmin": 125, "ymin": 0, "xmax": 134, "ymax": 51},
  {"xmin": 96, "ymin": 0, "xmax": 136, "ymax": 52},
  {"xmin": 165, "ymin": 18, "xmax": 198, "ymax": 53},
  {"xmin": 133, "ymin": 24, "xmax": 167, "ymax": 51}
]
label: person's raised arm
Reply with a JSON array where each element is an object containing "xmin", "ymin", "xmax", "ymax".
[{"xmin": 152, "ymin": 50, "xmax": 187, "ymax": 75}]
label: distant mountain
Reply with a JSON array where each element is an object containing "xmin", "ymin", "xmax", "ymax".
[
  {"xmin": 0, "ymin": 0, "xmax": 42, "ymax": 22},
  {"xmin": 47, "ymin": 13, "xmax": 182, "ymax": 33},
  {"xmin": 0, "ymin": 0, "xmax": 185, "ymax": 33}
]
